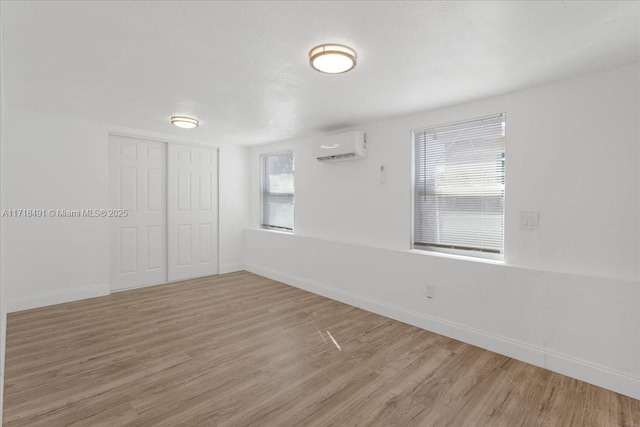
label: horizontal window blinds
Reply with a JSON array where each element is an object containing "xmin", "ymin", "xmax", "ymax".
[
  {"xmin": 414, "ymin": 114, "xmax": 505, "ymax": 254},
  {"xmin": 262, "ymin": 151, "xmax": 294, "ymax": 231}
]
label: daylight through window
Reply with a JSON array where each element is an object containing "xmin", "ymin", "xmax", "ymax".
[
  {"xmin": 413, "ymin": 114, "xmax": 505, "ymax": 256},
  {"xmin": 262, "ymin": 151, "xmax": 295, "ymax": 231}
]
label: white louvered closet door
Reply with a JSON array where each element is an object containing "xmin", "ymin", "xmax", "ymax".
[{"xmin": 167, "ymin": 144, "xmax": 219, "ymax": 281}]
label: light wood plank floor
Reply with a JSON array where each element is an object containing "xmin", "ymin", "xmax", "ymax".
[{"xmin": 3, "ymin": 271, "xmax": 639, "ymax": 426}]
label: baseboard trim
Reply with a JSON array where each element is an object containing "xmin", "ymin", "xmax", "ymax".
[
  {"xmin": 111, "ymin": 281, "xmax": 169, "ymax": 293},
  {"xmin": 244, "ymin": 263, "xmax": 640, "ymax": 400},
  {"xmin": 544, "ymin": 350, "xmax": 640, "ymax": 400},
  {"xmin": 7, "ymin": 283, "xmax": 110, "ymax": 313},
  {"xmin": 219, "ymin": 263, "xmax": 244, "ymax": 274}
]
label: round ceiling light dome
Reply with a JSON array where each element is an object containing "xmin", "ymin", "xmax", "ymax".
[
  {"xmin": 171, "ymin": 116, "xmax": 199, "ymax": 129},
  {"xmin": 309, "ymin": 44, "xmax": 357, "ymax": 74}
]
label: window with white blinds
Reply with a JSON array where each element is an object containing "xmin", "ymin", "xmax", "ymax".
[
  {"xmin": 413, "ymin": 114, "xmax": 505, "ymax": 256},
  {"xmin": 262, "ymin": 151, "xmax": 294, "ymax": 231}
]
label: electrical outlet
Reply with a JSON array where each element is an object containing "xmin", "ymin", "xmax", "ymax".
[{"xmin": 426, "ymin": 284, "xmax": 435, "ymax": 299}]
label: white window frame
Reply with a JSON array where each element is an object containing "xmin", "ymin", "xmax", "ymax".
[
  {"xmin": 260, "ymin": 150, "xmax": 295, "ymax": 232},
  {"xmin": 411, "ymin": 113, "xmax": 506, "ymax": 260}
]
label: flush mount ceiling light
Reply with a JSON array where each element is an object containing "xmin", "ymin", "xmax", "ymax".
[
  {"xmin": 309, "ymin": 44, "xmax": 357, "ymax": 74},
  {"xmin": 171, "ymin": 116, "xmax": 199, "ymax": 129}
]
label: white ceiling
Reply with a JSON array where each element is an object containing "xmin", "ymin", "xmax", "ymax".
[{"xmin": 2, "ymin": 1, "xmax": 639, "ymax": 146}]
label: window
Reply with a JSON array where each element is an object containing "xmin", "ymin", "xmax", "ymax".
[
  {"xmin": 261, "ymin": 151, "xmax": 294, "ymax": 231},
  {"xmin": 413, "ymin": 114, "xmax": 505, "ymax": 257}
]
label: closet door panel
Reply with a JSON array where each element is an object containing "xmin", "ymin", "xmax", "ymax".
[
  {"xmin": 109, "ymin": 135, "xmax": 167, "ymax": 290},
  {"xmin": 167, "ymin": 144, "xmax": 218, "ymax": 281}
]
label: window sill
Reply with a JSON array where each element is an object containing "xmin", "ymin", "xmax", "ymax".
[
  {"xmin": 259, "ymin": 226, "xmax": 294, "ymax": 235},
  {"xmin": 408, "ymin": 247, "xmax": 505, "ymax": 266}
]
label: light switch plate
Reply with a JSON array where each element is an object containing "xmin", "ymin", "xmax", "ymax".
[
  {"xmin": 519, "ymin": 211, "xmax": 539, "ymax": 230},
  {"xmin": 426, "ymin": 284, "xmax": 435, "ymax": 299}
]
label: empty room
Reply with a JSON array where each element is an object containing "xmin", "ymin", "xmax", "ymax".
[{"xmin": 0, "ymin": 1, "xmax": 639, "ymax": 425}]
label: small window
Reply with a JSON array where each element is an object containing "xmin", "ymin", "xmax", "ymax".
[
  {"xmin": 413, "ymin": 114, "xmax": 505, "ymax": 257},
  {"xmin": 261, "ymin": 151, "xmax": 294, "ymax": 231}
]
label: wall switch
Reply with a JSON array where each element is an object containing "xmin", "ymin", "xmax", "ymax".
[
  {"xmin": 519, "ymin": 211, "xmax": 539, "ymax": 230},
  {"xmin": 426, "ymin": 284, "xmax": 435, "ymax": 299}
]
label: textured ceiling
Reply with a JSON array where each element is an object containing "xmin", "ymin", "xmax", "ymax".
[{"xmin": 2, "ymin": 1, "xmax": 639, "ymax": 146}]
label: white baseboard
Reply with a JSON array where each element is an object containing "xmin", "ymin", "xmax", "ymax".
[
  {"xmin": 7, "ymin": 283, "xmax": 110, "ymax": 313},
  {"xmin": 544, "ymin": 350, "xmax": 640, "ymax": 400},
  {"xmin": 7, "ymin": 266, "xmax": 244, "ymax": 312},
  {"xmin": 219, "ymin": 263, "xmax": 244, "ymax": 274},
  {"xmin": 244, "ymin": 263, "xmax": 640, "ymax": 400},
  {"xmin": 110, "ymin": 281, "xmax": 169, "ymax": 293}
]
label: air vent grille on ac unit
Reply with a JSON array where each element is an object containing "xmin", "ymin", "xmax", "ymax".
[{"xmin": 314, "ymin": 131, "xmax": 367, "ymax": 162}]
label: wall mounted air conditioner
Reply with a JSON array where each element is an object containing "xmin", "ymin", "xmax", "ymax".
[{"xmin": 314, "ymin": 131, "xmax": 367, "ymax": 162}]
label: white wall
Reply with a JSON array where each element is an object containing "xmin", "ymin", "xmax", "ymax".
[
  {"xmin": 244, "ymin": 63, "xmax": 640, "ymax": 398},
  {"xmin": 3, "ymin": 108, "xmax": 111, "ymax": 310},
  {"xmin": 0, "ymin": 15, "xmax": 7, "ymax": 422},
  {"xmin": 1, "ymin": 107, "xmax": 249, "ymax": 312},
  {"xmin": 219, "ymin": 144, "xmax": 250, "ymax": 273}
]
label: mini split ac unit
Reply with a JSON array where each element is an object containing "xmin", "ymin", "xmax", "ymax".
[{"xmin": 314, "ymin": 131, "xmax": 367, "ymax": 162}]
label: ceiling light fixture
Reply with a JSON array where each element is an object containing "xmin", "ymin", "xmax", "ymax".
[
  {"xmin": 309, "ymin": 44, "xmax": 357, "ymax": 74},
  {"xmin": 171, "ymin": 116, "xmax": 199, "ymax": 129}
]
